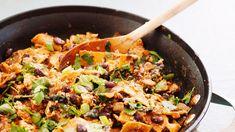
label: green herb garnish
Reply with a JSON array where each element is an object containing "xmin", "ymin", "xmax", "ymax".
[
  {"xmin": 169, "ymin": 95, "xmax": 180, "ymax": 105},
  {"xmin": 128, "ymin": 101, "xmax": 143, "ymax": 109},
  {"xmin": 77, "ymin": 75, "xmax": 106, "ymax": 90},
  {"xmin": 22, "ymin": 63, "xmax": 35, "ymax": 74},
  {"xmin": 94, "ymin": 85, "xmax": 107, "ymax": 95},
  {"xmin": 32, "ymin": 78, "xmax": 50, "ymax": 104},
  {"xmin": 11, "ymin": 122, "xmax": 27, "ymax": 132},
  {"xmin": 72, "ymin": 84, "xmax": 88, "ymax": 95},
  {"xmin": 95, "ymin": 65, "xmax": 106, "ymax": 75},
  {"xmin": 182, "ymin": 87, "xmax": 195, "ymax": 104},
  {"xmin": 105, "ymin": 41, "xmax": 111, "ymax": 52},
  {"xmin": 121, "ymin": 64, "xmax": 131, "ymax": 71},
  {"xmin": 80, "ymin": 103, "xmax": 90, "ymax": 115},
  {"xmin": 16, "ymin": 75, "xmax": 24, "ymax": 82},
  {"xmin": 46, "ymin": 42, "xmax": 54, "ymax": 51},
  {"xmin": 22, "ymin": 107, "xmax": 42, "ymax": 125},
  {"xmin": 81, "ymin": 53, "xmax": 94, "ymax": 65},
  {"xmin": 99, "ymin": 116, "xmax": 111, "ymax": 126},
  {"xmin": 0, "ymin": 103, "xmax": 16, "ymax": 115},
  {"xmin": 149, "ymin": 51, "xmax": 162, "ymax": 63},
  {"xmin": 60, "ymin": 104, "xmax": 81, "ymax": 117},
  {"xmin": 109, "ymin": 64, "xmax": 131, "ymax": 82},
  {"xmin": 32, "ymin": 112, "xmax": 42, "ymax": 125},
  {"xmin": 33, "ymin": 91, "xmax": 45, "ymax": 104},
  {"xmin": 74, "ymin": 34, "xmax": 80, "ymax": 44},
  {"xmin": 32, "ymin": 78, "xmax": 50, "ymax": 89},
  {"xmin": 155, "ymin": 79, "xmax": 168, "ymax": 92},
  {"xmin": 72, "ymin": 54, "xmax": 81, "ymax": 70},
  {"xmin": 124, "ymin": 108, "xmax": 136, "ymax": 116},
  {"xmin": 40, "ymin": 119, "xmax": 57, "ymax": 131},
  {"xmin": 163, "ymin": 73, "xmax": 175, "ymax": 80}
]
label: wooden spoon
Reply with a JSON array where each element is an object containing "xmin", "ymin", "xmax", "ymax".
[{"xmin": 59, "ymin": 0, "xmax": 197, "ymax": 70}]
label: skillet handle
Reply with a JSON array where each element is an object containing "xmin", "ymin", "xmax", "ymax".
[{"xmin": 211, "ymin": 92, "xmax": 235, "ymax": 131}]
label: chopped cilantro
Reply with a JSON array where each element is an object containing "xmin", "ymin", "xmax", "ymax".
[
  {"xmin": 32, "ymin": 78, "xmax": 50, "ymax": 104},
  {"xmin": 22, "ymin": 63, "xmax": 35, "ymax": 74},
  {"xmin": 163, "ymin": 73, "xmax": 175, "ymax": 80},
  {"xmin": 169, "ymin": 95, "xmax": 180, "ymax": 105},
  {"xmin": 72, "ymin": 54, "xmax": 81, "ymax": 70},
  {"xmin": 149, "ymin": 51, "xmax": 162, "ymax": 63},
  {"xmin": 32, "ymin": 78, "xmax": 50, "ymax": 89},
  {"xmin": 40, "ymin": 119, "xmax": 57, "ymax": 131},
  {"xmin": 105, "ymin": 41, "xmax": 111, "ymax": 52},
  {"xmin": 11, "ymin": 123, "xmax": 27, "ymax": 132},
  {"xmin": 81, "ymin": 53, "xmax": 94, "ymax": 65},
  {"xmin": 182, "ymin": 87, "xmax": 195, "ymax": 104},
  {"xmin": 0, "ymin": 103, "xmax": 16, "ymax": 115}
]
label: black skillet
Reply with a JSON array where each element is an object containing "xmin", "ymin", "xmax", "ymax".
[{"xmin": 0, "ymin": 6, "xmax": 211, "ymax": 131}]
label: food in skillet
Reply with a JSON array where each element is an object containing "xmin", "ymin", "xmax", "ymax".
[{"xmin": 0, "ymin": 32, "xmax": 200, "ymax": 132}]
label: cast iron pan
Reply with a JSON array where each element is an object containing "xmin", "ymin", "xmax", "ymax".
[{"xmin": 0, "ymin": 6, "xmax": 211, "ymax": 131}]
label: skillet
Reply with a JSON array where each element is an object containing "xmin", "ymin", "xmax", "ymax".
[{"xmin": 0, "ymin": 6, "xmax": 211, "ymax": 132}]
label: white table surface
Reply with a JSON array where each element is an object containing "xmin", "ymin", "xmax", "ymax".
[{"xmin": 0, "ymin": 0, "xmax": 235, "ymax": 131}]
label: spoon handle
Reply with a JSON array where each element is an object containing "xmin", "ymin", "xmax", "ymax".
[{"xmin": 127, "ymin": 0, "xmax": 197, "ymax": 41}]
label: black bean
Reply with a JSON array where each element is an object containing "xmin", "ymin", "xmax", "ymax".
[
  {"xmin": 99, "ymin": 105, "xmax": 112, "ymax": 117},
  {"xmin": 112, "ymin": 120, "xmax": 122, "ymax": 128},
  {"xmin": 23, "ymin": 54, "xmax": 29, "ymax": 58},
  {"xmin": 62, "ymin": 85, "xmax": 71, "ymax": 93},
  {"xmin": 49, "ymin": 105, "xmax": 59, "ymax": 112},
  {"xmin": 34, "ymin": 69, "xmax": 45, "ymax": 77},
  {"xmin": 105, "ymin": 103, "xmax": 113, "ymax": 109},
  {"xmin": 69, "ymin": 94, "xmax": 81, "ymax": 107},
  {"xmin": 144, "ymin": 87, "xmax": 153, "ymax": 94},
  {"xmin": 76, "ymin": 124, "xmax": 87, "ymax": 132},
  {"xmin": 134, "ymin": 113, "xmax": 144, "ymax": 122},
  {"xmin": 5, "ymin": 48, "xmax": 13, "ymax": 58},
  {"xmin": 51, "ymin": 95, "xmax": 68, "ymax": 104},
  {"xmin": 105, "ymin": 81, "xmax": 116, "ymax": 88},
  {"xmin": 99, "ymin": 109, "xmax": 111, "ymax": 117},
  {"xmin": 100, "ymin": 71, "xmax": 109, "ymax": 80},
  {"xmin": 58, "ymin": 97, "xmax": 68, "ymax": 103},
  {"xmin": 151, "ymin": 116, "xmax": 164, "ymax": 124},
  {"xmin": 162, "ymin": 93, "xmax": 170, "ymax": 99},
  {"xmin": 53, "ymin": 37, "xmax": 65, "ymax": 45},
  {"xmin": 101, "ymin": 63, "xmax": 108, "ymax": 69}
]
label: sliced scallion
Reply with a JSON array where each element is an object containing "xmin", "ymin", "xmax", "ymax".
[
  {"xmin": 124, "ymin": 108, "xmax": 136, "ymax": 116},
  {"xmin": 99, "ymin": 116, "xmax": 111, "ymax": 126},
  {"xmin": 155, "ymin": 79, "xmax": 168, "ymax": 92},
  {"xmin": 46, "ymin": 42, "xmax": 54, "ymax": 51},
  {"xmin": 80, "ymin": 103, "xmax": 90, "ymax": 115},
  {"xmin": 0, "ymin": 103, "xmax": 16, "ymax": 115}
]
